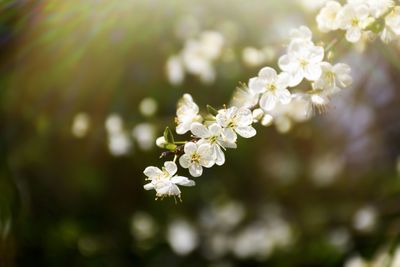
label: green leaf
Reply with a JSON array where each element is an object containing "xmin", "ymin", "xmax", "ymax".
[
  {"xmin": 163, "ymin": 127, "xmax": 174, "ymax": 144},
  {"xmin": 207, "ymin": 105, "xmax": 219, "ymax": 116}
]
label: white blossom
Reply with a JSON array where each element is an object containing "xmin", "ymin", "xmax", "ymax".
[
  {"xmin": 216, "ymin": 107, "xmax": 256, "ymax": 143},
  {"xmin": 143, "ymin": 161, "xmax": 195, "ymax": 198},
  {"xmin": 190, "ymin": 122, "xmax": 236, "ymax": 166},
  {"xmin": 279, "ymin": 39, "xmax": 325, "ymax": 87},
  {"xmin": 313, "ymin": 62, "xmax": 352, "ymax": 94},
  {"xmin": 317, "ymin": 1, "xmax": 342, "ymax": 32},
  {"xmin": 179, "ymin": 142, "xmax": 215, "ymax": 177},
  {"xmin": 248, "ymin": 67, "xmax": 291, "ymax": 111},
  {"xmin": 176, "ymin": 94, "xmax": 202, "ymax": 135},
  {"xmin": 337, "ymin": 4, "xmax": 371, "ymax": 43},
  {"xmin": 166, "ymin": 55, "xmax": 185, "ymax": 86}
]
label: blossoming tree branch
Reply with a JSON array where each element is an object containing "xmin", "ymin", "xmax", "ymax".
[{"xmin": 143, "ymin": 0, "xmax": 400, "ymax": 201}]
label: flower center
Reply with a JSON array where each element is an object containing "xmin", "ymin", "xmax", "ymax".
[
  {"xmin": 191, "ymin": 153, "xmax": 201, "ymax": 163},
  {"xmin": 300, "ymin": 59, "xmax": 308, "ymax": 68},
  {"xmin": 351, "ymin": 18, "xmax": 359, "ymax": 27},
  {"xmin": 266, "ymin": 83, "xmax": 276, "ymax": 92}
]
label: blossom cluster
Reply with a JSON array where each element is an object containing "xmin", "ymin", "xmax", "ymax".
[
  {"xmin": 143, "ymin": 23, "xmax": 356, "ymax": 200},
  {"xmin": 317, "ymin": 0, "xmax": 400, "ymax": 43},
  {"xmin": 166, "ymin": 31, "xmax": 225, "ymax": 85}
]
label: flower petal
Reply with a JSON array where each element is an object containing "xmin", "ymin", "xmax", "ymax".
[
  {"xmin": 235, "ymin": 126, "xmax": 256, "ymax": 138},
  {"xmin": 222, "ymin": 128, "xmax": 237, "ymax": 143},
  {"xmin": 171, "ymin": 176, "xmax": 196, "ymax": 186},
  {"xmin": 143, "ymin": 166, "xmax": 163, "ymax": 179},
  {"xmin": 248, "ymin": 77, "xmax": 266, "ymax": 93},
  {"xmin": 189, "ymin": 163, "xmax": 203, "ymax": 177},
  {"xmin": 179, "ymin": 154, "xmax": 191, "ymax": 169},
  {"xmin": 184, "ymin": 142, "xmax": 197, "ymax": 155},
  {"xmin": 144, "ymin": 182, "xmax": 155, "ymax": 190},
  {"xmin": 258, "ymin": 67, "xmax": 277, "ymax": 81},
  {"xmin": 260, "ymin": 93, "xmax": 277, "ymax": 111},
  {"xmin": 191, "ymin": 122, "xmax": 210, "ymax": 138},
  {"xmin": 164, "ymin": 161, "xmax": 177, "ymax": 176}
]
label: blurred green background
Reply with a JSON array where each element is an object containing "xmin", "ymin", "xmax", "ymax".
[{"xmin": 1, "ymin": 0, "xmax": 400, "ymax": 266}]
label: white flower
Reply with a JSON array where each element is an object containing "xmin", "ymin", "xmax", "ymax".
[
  {"xmin": 289, "ymin": 25, "xmax": 313, "ymax": 42},
  {"xmin": 313, "ymin": 62, "xmax": 352, "ymax": 94},
  {"xmin": 231, "ymin": 82, "xmax": 260, "ymax": 109},
  {"xmin": 316, "ymin": 1, "xmax": 342, "ymax": 32},
  {"xmin": 71, "ymin": 112, "xmax": 90, "ymax": 138},
  {"xmin": 248, "ymin": 67, "xmax": 291, "ymax": 111},
  {"xmin": 143, "ymin": 161, "xmax": 195, "ymax": 198},
  {"xmin": 190, "ymin": 122, "xmax": 237, "ymax": 166},
  {"xmin": 179, "ymin": 142, "xmax": 215, "ymax": 177},
  {"xmin": 176, "ymin": 94, "xmax": 202, "ymax": 135},
  {"xmin": 337, "ymin": 4, "xmax": 371, "ymax": 43},
  {"xmin": 216, "ymin": 107, "xmax": 256, "ymax": 143},
  {"xmin": 365, "ymin": 0, "xmax": 394, "ymax": 18},
  {"xmin": 166, "ymin": 55, "xmax": 185, "ymax": 86},
  {"xmin": 278, "ymin": 40, "xmax": 325, "ymax": 87},
  {"xmin": 381, "ymin": 6, "xmax": 400, "ymax": 42}
]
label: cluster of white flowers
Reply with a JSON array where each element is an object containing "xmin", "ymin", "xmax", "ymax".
[
  {"xmin": 317, "ymin": 0, "xmax": 400, "ymax": 43},
  {"xmin": 144, "ymin": 25, "xmax": 354, "ymax": 200},
  {"xmin": 143, "ymin": 3, "xmax": 400, "ymax": 200},
  {"xmin": 166, "ymin": 31, "xmax": 225, "ymax": 85}
]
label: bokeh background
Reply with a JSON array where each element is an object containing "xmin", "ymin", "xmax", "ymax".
[{"xmin": 1, "ymin": 0, "xmax": 400, "ymax": 266}]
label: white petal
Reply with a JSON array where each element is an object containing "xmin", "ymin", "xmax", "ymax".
[
  {"xmin": 198, "ymin": 143, "xmax": 214, "ymax": 160},
  {"xmin": 144, "ymin": 182, "xmax": 155, "ymax": 190},
  {"xmin": 248, "ymin": 77, "xmax": 266, "ymax": 93},
  {"xmin": 184, "ymin": 142, "xmax": 197, "ymax": 155},
  {"xmin": 190, "ymin": 122, "xmax": 210, "ymax": 138},
  {"xmin": 143, "ymin": 166, "xmax": 163, "ymax": 179},
  {"xmin": 222, "ymin": 128, "xmax": 237, "ymax": 143},
  {"xmin": 176, "ymin": 123, "xmax": 189, "ymax": 135},
  {"xmin": 209, "ymin": 123, "xmax": 222, "ymax": 136},
  {"xmin": 259, "ymin": 93, "xmax": 277, "ymax": 111},
  {"xmin": 164, "ymin": 161, "xmax": 177, "ymax": 176},
  {"xmin": 179, "ymin": 154, "xmax": 191, "ymax": 169},
  {"xmin": 277, "ymin": 72, "xmax": 290, "ymax": 89},
  {"xmin": 346, "ymin": 28, "xmax": 362, "ymax": 43},
  {"xmin": 288, "ymin": 69, "xmax": 304, "ymax": 87},
  {"xmin": 219, "ymin": 139, "xmax": 237, "ymax": 149},
  {"xmin": 276, "ymin": 89, "xmax": 292, "ymax": 104},
  {"xmin": 171, "ymin": 176, "xmax": 196, "ymax": 186},
  {"xmin": 189, "ymin": 163, "xmax": 203, "ymax": 177},
  {"xmin": 258, "ymin": 67, "xmax": 278, "ymax": 81},
  {"xmin": 304, "ymin": 64, "xmax": 322, "ymax": 81},
  {"xmin": 214, "ymin": 145, "xmax": 225, "ymax": 166},
  {"xmin": 236, "ymin": 108, "xmax": 253, "ymax": 126},
  {"xmin": 235, "ymin": 126, "xmax": 256, "ymax": 138}
]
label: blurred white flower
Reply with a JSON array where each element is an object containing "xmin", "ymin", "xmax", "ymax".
[
  {"xmin": 301, "ymin": 0, "xmax": 329, "ymax": 11},
  {"xmin": 105, "ymin": 114, "xmax": 123, "ymax": 134},
  {"xmin": 344, "ymin": 255, "xmax": 368, "ymax": 267},
  {"xmin": 167, "ymin": 219, "xmax": 198, "ymax": 256},
  {"xmin": 179, "ymin": 142, "xmax": 215, "ymax": 177},
  {"xmin": 139, "ymin": 97, "xmax": 158, "ymax": 117},
  {"xmin": 130, "ymin": 212, "xmax": 158, "ymax": 241},
  {"xmin": 166, "ymin": 55, "xmax": 185, "ymax": 86},
  {"xmin": 132, "ymin": 123, "xmax": 156, "ymax": 151},
  {"xmin": 230, "ymin": 82, "xmax": 259, "ymax": 109},
  {"xmin": 310, "ymin": 153, "xmax": 344, "ymax": 187},
  {"xmin": 353, "ymin": 206, "xmax": 378, "ymax": 232},
  {"xmin": 242, "ymin": 47, "xmax": 268, "ymax": 67},
  {"xmin": 337, "ymin": 4, "xmax": 371, "ymax": 43},
  {"xmin": 71, "ymin": 112, "xmax": 90, "ymax": 138},
  {"xmin": 176, "ymin": 94, "xmax": 202, "ymax": 135},
  {"xmin": 317, "ymin": 1, "xmax": 342, "ymax": 32},
  {"xmin": 313, "ymin": 62, "xmax": 352, "ymax": 95},
  {"xmin": 105, "ymin": 114, "xmax": 132, "ymax": 156},
  {"xmin": 108, "ymin": 132, "xmax": 132, "ymax": 156}
]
